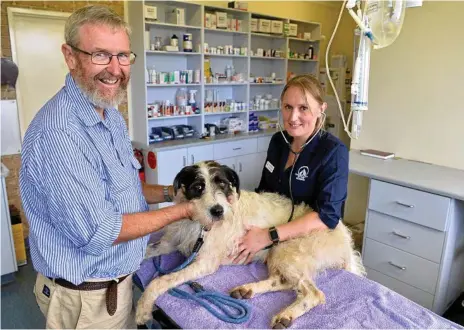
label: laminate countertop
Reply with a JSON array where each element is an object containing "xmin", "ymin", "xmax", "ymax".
[{"xmin": 349, "ymin": 150, "xmax": 464, "ymax": 201}]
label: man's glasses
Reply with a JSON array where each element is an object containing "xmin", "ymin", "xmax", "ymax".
[{"xmin": 69, "ymin": 45, "xmax": 136, "ymax": 66}]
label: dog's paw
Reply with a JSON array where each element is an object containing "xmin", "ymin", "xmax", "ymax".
[
  {"xmin": 230, "ymin": 285, "xmax": 254, "ymax": 299},
  {"xmin": 271, "ymin": 314, "xmax": 293, "ymax": 329},
  {"xmin": 135, "ymin": 293, "xmax": 155, "ymax": 325}
]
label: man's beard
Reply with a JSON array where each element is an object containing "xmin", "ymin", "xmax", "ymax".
[{"xmin": 73, "ymin": 61, "xmax": 128, "ymax": 109}]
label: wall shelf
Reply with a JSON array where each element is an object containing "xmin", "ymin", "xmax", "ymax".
[
  {"xmin": 146, "ymin": 50, "xmax": 201, "ymax": 56},
  {"xmin": 128, "ymin": 1, "xmax": 321, "ymax": 147},
  {"xmin": 148, "ymin": 114, "xmax": 202, "ymax": 120}
]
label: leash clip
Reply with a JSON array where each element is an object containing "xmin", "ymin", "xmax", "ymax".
[{"xmin": 189, "ymin": 281, "xmax": 204, "ymax": 293}]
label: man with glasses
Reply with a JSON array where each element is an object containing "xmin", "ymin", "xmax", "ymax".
[{"xmin": 19, "ymin": 5, "xmax": 194, "ymax": 329}]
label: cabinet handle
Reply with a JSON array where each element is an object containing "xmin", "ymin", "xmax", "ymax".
[
  {"xmin": 183, "ymin": 156, "xmax": 186, "ymax": 167},
  {"xmin": 395, "ymin": 201, "xmax": 414, "ymax": 208},
  {"xmin": 388, "ymin": 261, "xmax": 406, "ymax": 270},
  {"xmin": 191, "ymin": 155, "xmax": 194, "ymax": 165},
  {"xmin": 232, "ymin": 164, "xmax": 236, "ymax": 170},
  {"xmin": 392, "ymin": 231, "xmax": 410, "ymax": 240},
  {"xmin": 239, "ymin": 162, "xmax": 242, "ymax": 172},
  {"xmin": 233, "ymin": 147, "xmax": 242, "ymax": 151}
]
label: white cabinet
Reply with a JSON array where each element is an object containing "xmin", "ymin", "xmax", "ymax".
[
  {"xmin": 216, "ymin": 153, "xmax": 264, "ymax": 192},
  {"xmin": 156, "ymin": 148, "xmax": 187, "ymax": 186},
  {"xmin": 1, "ymin": 164, "xmax": 17, "ymax": 276},
  {"xmin": 145, "ymin": 135, "xmax": 273, "ymax": 207},
  {"xmin": 362, "ymin": 179, "xmax": 464, "ymax": 315},
  {"xmin": 187, "ymin": 145, "xmax": 214, "ymax": 165}
]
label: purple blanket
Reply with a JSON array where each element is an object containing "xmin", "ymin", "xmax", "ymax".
[{"xmin": 135, "ymin": 251, "xmax": 461, "ymax": 329}]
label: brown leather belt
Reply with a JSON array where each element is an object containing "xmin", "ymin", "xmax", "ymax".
[{"xmin": 49, "ymin": 275, "xmax": 130, "ymax": 316}]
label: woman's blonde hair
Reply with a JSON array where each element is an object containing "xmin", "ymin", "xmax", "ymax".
[
  {"xmin": 280, "ymin": 74, "xmax": 326, "ymax": 133},
  {"xmin": 65, "ymin": 5, "xmax": 131, "ymax": 47}
]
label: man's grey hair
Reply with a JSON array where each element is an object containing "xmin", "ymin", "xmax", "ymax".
[{"xmin": 64, "ymin": 5, "xmax": 131, "ymax": 47}]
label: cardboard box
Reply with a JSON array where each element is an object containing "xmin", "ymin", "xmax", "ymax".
[
  {"xmin": 237, "ymin": 19, "xmax": 243, "ymax": 32},
  {"xmin": 232, "ymin": 19, "xmax": 237, "ymax": 31},
  {"xmin": 144, "ymin": 5, "xmax": 157, "ymax": 21},
  {"xmin": 205, "ymin": 13, "xmax": 212, "ymax": 28},
  {"xmin": 250, "ymin": 18, "xmax": 258, "ymax": 32},
  {"xmin": 216, "ymin": 11, "xmax": 228, "ymax": 29},
  {"xmin": 258, "ymin": 19, "xmax": 271, "ymax": 33},
  {"xmin": 228, "ymin": 1, "xmax": 248, "ymax": 10},
  {"xmin": 271, "ymin": 20, "xmax": 283, "ymax": 34},
  {"xmin": 211, "ymin": 14, "xmax": 217, "ymax": 29},
  {"xmin": 289, "ymin": 23, "xmax": 298, "ymax": 36},
  {"xmin": 165, "ymin": 7, "xmax": 185, "ymax": 26}
]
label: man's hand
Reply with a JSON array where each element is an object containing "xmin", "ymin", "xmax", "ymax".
[{"xmin": 231, "ymin": 226, "xmax": 272, "ymax": 264}]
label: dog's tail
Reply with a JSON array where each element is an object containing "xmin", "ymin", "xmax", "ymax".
[{"xmin": 348, "ymin": 249, "xmax": 366, "ymax": 277}]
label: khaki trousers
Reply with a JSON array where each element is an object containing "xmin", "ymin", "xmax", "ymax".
[{"xmin": 33, "ymin": 273, "xmax": 136, "ymax": 329}]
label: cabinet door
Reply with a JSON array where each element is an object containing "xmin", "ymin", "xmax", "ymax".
[
  {"xmin": 157, "ymin": 148, "xmax": 187, "ymax": 186},
  {"xmin": 216, "ymin": 156, "xmax": 237, "ymax": 172},
  {"xmin": 236, "ymin": 153, "xmax": 263, "ymax": 192},
  {"xmin": 187, "ymin": 145, "xmax": 214, "ymax": 165}
]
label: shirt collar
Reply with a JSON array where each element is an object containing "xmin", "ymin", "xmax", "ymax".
[
  {"xmin": 283, "ymin": 130, "xmax": 323, "ymax": 154},
  {"xmin": 64, "ymin": 73, "xmax": 115, "ymax": 127}
]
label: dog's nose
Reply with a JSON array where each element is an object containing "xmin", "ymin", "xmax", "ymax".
[{"xmin": 210, "ymin": 205, "xmax": 224, "ymax": 218}]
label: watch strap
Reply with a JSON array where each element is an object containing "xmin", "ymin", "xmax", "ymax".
[
  {"xmin": 268, "ymin": 226, "xmax": 279, "ymax": 246},
  {"xmin": 163, "ymin": 186, "xmax": 173, "ymax": 202}
]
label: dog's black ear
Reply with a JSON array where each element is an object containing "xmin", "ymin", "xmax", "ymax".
[
  {"xmin": 221, "ymin": 165, "xmax": 240, "ymax": 196},
  {"xmin": 173, "ymin": 165, "xmax": 198, "ymax": 195}
]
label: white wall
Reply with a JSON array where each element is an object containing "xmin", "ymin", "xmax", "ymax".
[{"xmin": 344, "ymin": 1, "xmax": 464, "ymax": 225}]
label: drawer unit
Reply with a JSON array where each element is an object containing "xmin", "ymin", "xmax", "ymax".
[
  {"xmin": 366, "ymin": 267, "xmax": 434, "ymax": 310},
  {"xmin": 363, "ymin": 238, "xmax": 439, "ymax": 294},
  {"xmin": 365, "ymin": 211, "xmax": 445, "ymax": 263},
  {"xmin": 257, "ymin": 136, "xmax": 272, "ymax": 153},
  {"xmin": 368, "ymin": 180, "xmax": 451, "ymax": 231},
  {"xmin": 213, "ymin": 139, "xmax": 257, "ymax": 160}
]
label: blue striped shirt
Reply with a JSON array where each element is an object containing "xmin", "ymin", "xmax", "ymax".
[{"xmin": 19, "ymin": 73, "xmax": 149, "ymax": 285}]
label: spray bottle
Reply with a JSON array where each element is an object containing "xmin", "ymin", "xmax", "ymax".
[{"xmin": 188, "ymin": 90, "xmax": 199, "ymax": 114}]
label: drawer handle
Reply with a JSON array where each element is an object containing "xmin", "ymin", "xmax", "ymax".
[
  {"xmin": 388, "ymin": 261, "xmax": 407, "ymax": 271},
  {"xmin": 239, "ymin": 162, "xmax": 242, "ymax": 172},
  {"xmin": 392, "ymin": 231, "xmax": 411, "ymax": 240},
  {"xmin": 183, "ymin": 156, "xmax": 186, "ymax": 167},
  {"xmin": 191, "ymin": 155, "xmax": 194, "ymax": 165},
  {"xmin": 233, "ymin": 147, "xmax": 242, "ymax": 150},
  {"xmin": 395, "ymin": 201, "xmax": 414, "ymax": 208},
  {"xmin": 232, "ymin": 164, "xmax": 236, "ymax": 170}
]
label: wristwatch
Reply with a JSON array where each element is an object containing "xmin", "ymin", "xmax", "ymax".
[
  {"xmin": 268, "ymin": 226, "xmax": 279, "ymax": 246},
  {"xmin": 163, "ymin": 186, "xmax": 173, "ymax": 202}
]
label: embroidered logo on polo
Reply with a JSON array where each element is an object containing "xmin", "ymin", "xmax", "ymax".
[{"xmin": 295, "ymin": 166, "xmax": 309, "ymax": 181}]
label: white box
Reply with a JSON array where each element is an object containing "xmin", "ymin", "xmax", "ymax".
[
  {"xmin": 211, "ymin": 14, "xmax": 217, "ymax": 29},
  {"xmin": 144, "ymin": 5, "xmax": 157, "ymax": 21},
  {"xmin": 271, "ymin": 20, "xmax": 283, "ymax": 34},
  {"xmin": 237, "ymin": 19, "xmax": 242, "ymax": 32},
  {"xmin": 258, "ymin": 19, "xmax": 271, "ymax": 33},
  {"xmin": 216, "ymin": 11, "xmax": 228, "ymax": 29},
  {"xmin": 205, "ymin": 13, "xmax": 212, "ymax": 28},
  {"xmin": 304, "ymin": 32, "xmax": 312, "ymax": 40},
  {"xmin": 289, "ymin": 23, "xmax": 298, "ymax": 36},
  {"xmin": 250, "ymin": 18, "xmax": 258, "ymax": 32},
  {"xmin": 165, "ymin": 7, "xmax": 185, "ymax": 26}
]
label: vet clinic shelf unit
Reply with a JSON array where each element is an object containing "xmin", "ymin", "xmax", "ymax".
[{"xmin": 127, "ymin": 1, "xmax": 321, "ymax": 147}]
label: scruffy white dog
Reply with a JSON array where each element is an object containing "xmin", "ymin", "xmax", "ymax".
[{"xmin": 136, "ymin": 161, "xmax": 365, "ymax": 328}]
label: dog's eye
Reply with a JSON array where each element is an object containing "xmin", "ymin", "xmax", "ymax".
[
  {"xmin": 217, "ymin": 181, "xmax": 227, "ymax": 188},
  {"xmin": 194, "ymin": 184, "xmax": 203, "ymax": 192}
]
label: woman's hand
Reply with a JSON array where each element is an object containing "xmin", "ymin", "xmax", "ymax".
[{"xmin": 232, "ymin": 226, "xmax": 272, "ymax": 264}]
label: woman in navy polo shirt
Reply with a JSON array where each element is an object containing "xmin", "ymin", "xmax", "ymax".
[{"xmin": 233, "ymin": 74, "xmax": 349, "ymax": 264}]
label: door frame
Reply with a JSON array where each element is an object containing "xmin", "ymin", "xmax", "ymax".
[{"xmin": 7, "ymin": 7, "xmax": 71, "ymax": 139}]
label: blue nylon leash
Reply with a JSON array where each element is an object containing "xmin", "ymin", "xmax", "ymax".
[{"xmin": 152, "ymin": 228, "xmax": 251, "ymax": 324}]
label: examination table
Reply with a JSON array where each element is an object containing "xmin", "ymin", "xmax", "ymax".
[{"xmin": 133, "ymin": 249, "xmax": 461, "ymax": 329}]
